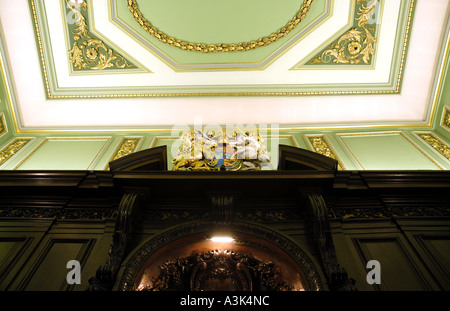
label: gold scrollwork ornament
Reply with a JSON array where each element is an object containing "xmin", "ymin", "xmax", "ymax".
[
  {"xmin": 310, "ymin": 0, "xmax": 378, "ymax": 65},
  {"xmin": 66, "ymin": 0, "xmax": 135, "ymax": 70}
]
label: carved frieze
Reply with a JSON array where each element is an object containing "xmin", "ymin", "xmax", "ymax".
[
  {"xmin": 329, "ymin": 206, "xmax": 450, "ymax": 220},
  {"xmin": 142, "ymin": 207, "xmax": 304, "ymax": 224}
]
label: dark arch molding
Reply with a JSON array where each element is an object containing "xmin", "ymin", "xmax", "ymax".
[{"xmin": 115, "ymin": 220, "xmax": 326, "ymax": 291}]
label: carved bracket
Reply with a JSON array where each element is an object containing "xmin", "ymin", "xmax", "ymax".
[
  {"xmin": 304, "ymin": 193, "xmax": 357, "ymax": 291},
  {"xmin": 209, "ymin": 193, "xmax": 236, "ymax": 223},
  {"xmin": 88, "ymin": 192, "xmax": 143, "ymax": 291}
]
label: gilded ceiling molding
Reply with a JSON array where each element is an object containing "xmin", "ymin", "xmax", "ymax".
[
  {"xmin": 127, "ymin": 0, "xmax": 314, "ymax": 53},
  {"xmin": 415, "ymin": 132, "xmax": 450, "ymax": 162},
  {"xmin": 306, "ymin": 135, "xmax": 345, "ymax": 170},
  {"xmin": 110, "ymin": 137, "xmax": 142, "ymax": 162},
  {"xmin": 0, "ymin": 114, "xmax": 6, "ymax": 137},
  {"xmin": 307, "ymin": 0, "xmax": 381, "ymax": 65},
  {"xmin": 65, "ymin": 0, "xmax": 136, "ymax": 70},
  {"xmin": 442, "ymin": 107, "xmax": 450, "ymax": 131},
  {"xmin": 0, "ymin": 138, "xmax": 33, "ymax": 167}
]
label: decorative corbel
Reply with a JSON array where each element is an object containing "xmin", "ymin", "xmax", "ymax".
[
  {"xmin": 209, "ymin": 193, "xmax": 236, "ymax": 223},
  {"xmin": 88, "ymin": 192, "xmax": 143, "ymax": 291},
  {"xmin": 304, "ymin": 193, "xmax": 357, "ymax": 291}
]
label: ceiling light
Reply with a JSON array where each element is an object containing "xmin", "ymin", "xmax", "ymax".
[{"xmin": 210, "ymin": 236, "xmax": 234, "ymax": 243}]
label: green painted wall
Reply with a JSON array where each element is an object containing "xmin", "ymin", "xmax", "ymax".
[{"xmin": 0, "ymin": 128, "xmax": 448, "ymax": 171}]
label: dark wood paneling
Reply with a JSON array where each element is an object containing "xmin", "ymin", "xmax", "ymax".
[{"xmin": 20, "ymin": 238, "xmax": 95, "ymax": 291}]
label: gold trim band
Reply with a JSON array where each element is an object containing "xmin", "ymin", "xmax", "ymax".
[{"xmin": 127, "ymin": 0, "xmax": 314, "ymax": 53}]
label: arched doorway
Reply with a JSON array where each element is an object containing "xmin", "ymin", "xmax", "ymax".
[{"xmin": 115, "ymin": 221, "xmax": 325, "ymax": 291}]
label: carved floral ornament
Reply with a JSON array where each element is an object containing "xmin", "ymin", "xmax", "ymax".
[{"xmin": 127, "ymin": 0, "xmax": 314, "ymax": 53}]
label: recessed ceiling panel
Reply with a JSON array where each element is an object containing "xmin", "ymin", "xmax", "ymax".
[{"xmin": 0, "ymin": 0, "xmax": 448, "ymax": 131}]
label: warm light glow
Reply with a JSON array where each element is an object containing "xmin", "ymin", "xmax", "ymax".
[{"xmin": 210, "ymin": 236, "xmax": 235, "ymax": 243}]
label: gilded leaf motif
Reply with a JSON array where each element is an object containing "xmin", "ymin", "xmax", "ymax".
[
  {"xmin": 65, "ymin": 0, "xmax": 136, "ymax": 71},
  {"xmin": 417, "ymin": 133, "xmax": 450, "ymax": 161},
  {"xmin": 308, "ymin": 0, "xmax": 379, "ymax": 65},
  {"xmin": 0, "ymin": 139, "xmax": 32, "ymax": 166}
]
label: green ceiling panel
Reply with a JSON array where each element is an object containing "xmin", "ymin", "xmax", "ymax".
[
  {"xmin": 339, "ymin": 132, "xmax": 443, "ymax": 170},
  {"xmin": 114, "ymin": 0, "xmax": 328, "ymax": 65},
  {"xmin": 15, "ymin": 138, "xmax": 110, "ymax": 170},
  {"xmin": 136, "ymin": 0, "xmax": 301, "ymax": 44}
]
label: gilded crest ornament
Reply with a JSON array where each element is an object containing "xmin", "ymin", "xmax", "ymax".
[{"xmin": 172, "ymin": 129, "xmax": 272, "ymax": 171}]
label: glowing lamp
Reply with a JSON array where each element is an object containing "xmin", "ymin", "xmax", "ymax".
[{"xmin": 210, "ymin": 236, "xmax": 234, "ymax": 243}]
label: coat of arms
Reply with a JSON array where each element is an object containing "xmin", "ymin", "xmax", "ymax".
[{"xmin": 172, "ymin": 129, "xmax": 272, "ymax": 171}]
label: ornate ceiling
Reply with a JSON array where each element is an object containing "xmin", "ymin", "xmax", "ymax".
[{"xmin": 0, "ymin": 0, "xmax": 449, "ymax": 131}]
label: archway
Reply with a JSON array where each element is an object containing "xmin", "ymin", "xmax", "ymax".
[{"xmin": 115, "ymin": 221, "xmax": 325, "ymax": 291}]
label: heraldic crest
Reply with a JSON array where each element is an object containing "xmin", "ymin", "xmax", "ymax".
[{"xmin": 172, "ymin": 129, "xmax": 272, "ymax": 171}]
